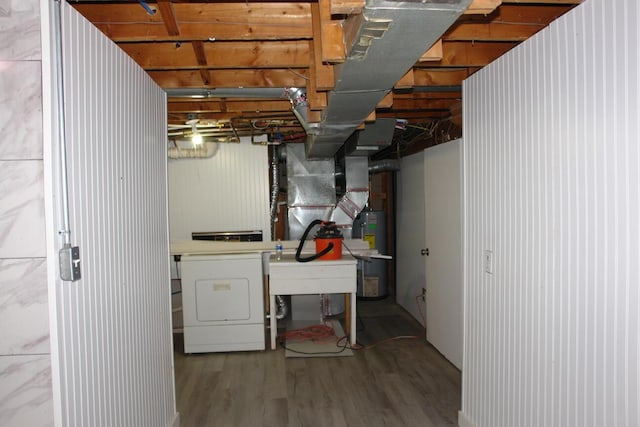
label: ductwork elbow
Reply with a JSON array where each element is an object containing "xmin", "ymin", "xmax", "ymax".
[{"xmin": 283, "ymin": 87, "xmax": 309, "ymax": 133}]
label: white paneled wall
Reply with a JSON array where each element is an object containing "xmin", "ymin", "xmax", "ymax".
[
  {"xmin": 461, "ymin": 1, "xmax": 639, "ymax": 426},
  {"xmin": 168, "ymin": 141, "xmax": 270, "ymax": 241},
  {"xmin": 51, "ymin": 3, "xmax": 176, "ymax": 426}
]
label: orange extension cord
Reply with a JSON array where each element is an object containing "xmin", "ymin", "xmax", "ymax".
[
  {"xmin": 277, "ymin": 322, "xmax": 336, "ymax": 343},
  {"xmin": 278, "ymin": 293, "xmax": 428, "ymax": 350}
]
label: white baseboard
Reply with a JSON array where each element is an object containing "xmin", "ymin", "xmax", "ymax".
[
  {"xmin": 170, "ymin": 412, "xmax": 180, "ymax": 427},
  {"xmin": 458, "ymin": 410, "xmax": 478, "ymax": 427}
]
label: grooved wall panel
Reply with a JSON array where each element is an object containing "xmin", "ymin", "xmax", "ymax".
[
  {"xmin": 55, "ymin": 3, "xmax": 176, "ymax": 426},
  {"xmin": 167, "ymin": 142, "xmax": 270, "ymax": 242},
  {"xmin": 461, "ymin": 0, "xmax": 639, "ymax": 426}
]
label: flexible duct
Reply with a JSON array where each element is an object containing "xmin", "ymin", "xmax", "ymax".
[{"xmin": 368, "ymin": 158, "xmax": 400, "ymax": 174}]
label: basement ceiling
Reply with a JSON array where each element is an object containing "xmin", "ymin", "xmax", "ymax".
[{"xmin": 69, "ymin": 0, "xmax": 581, "ymax": 155}]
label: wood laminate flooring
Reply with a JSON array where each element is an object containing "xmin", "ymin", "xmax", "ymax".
[{"xmin": 174, "ymin": 297, "xmax": 461, "ymax": 427}]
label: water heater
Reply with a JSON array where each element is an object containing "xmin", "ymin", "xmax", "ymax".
[{"xmin": 352, "ymin": 210, "xmax": 388, "ymax": 298}]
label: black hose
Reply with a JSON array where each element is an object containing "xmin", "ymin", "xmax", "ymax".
[{"xmin": 295, "ymin": 219, "xmax": 334, "ymax": 263}]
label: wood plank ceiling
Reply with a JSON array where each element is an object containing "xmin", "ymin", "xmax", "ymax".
[{"xmin": 70, "ymin": 0, "xmax": 581, "ymax": 152}]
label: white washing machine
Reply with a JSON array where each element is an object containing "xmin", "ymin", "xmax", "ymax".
[{"xmin": 180, "ymin": 252, "xmax": 265, "ymax": 353}]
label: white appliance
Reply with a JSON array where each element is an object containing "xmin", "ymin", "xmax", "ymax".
[{"xmin": 180, "ymin": 253, "xmax": 265, "ymax": 353}]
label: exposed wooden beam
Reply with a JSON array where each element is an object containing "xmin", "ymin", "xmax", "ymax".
[
  {"xmin": 458, "ymin": 4, "xmax": 576, "ymax": 25},
  {"xmin": 119, "ymin": 41, "xmax": 310, "ymax": 70},
  {"xmin": 465, "ymin": 0, "xmax": 502, "ymax": 15},
  {"xmin": 377, "ymin": 92, "xmax": 394, "ymax": 109},
  {"xmin": 444, "ymin": 22, "xmax": 543, "ymax": 42},
  {"xmin": 191, "ymin": 41, "xmax": 211, "ymax": 85},
  {"xmin": 73, "ymin": 3, "xmax": 312, "ymax": 41},
  {"xmin": 414, "ymin": 41, "xmax": 517, "ymax": 67},
  {"xmin": 419, "ymin": 40, "xmax": 443, "ymax": 62},
  {"xmin": 157, "ymin": 0, "xmax": 180, "ymax": 36},
  {"xmin": 307, "ymin": 110, "xmax": 323, "ymax": 124},
  {"xmin": 395, "ymin": 70, "xmax": 415, "ymax": 89},
  {"xmin": 307, "ymin": 40, "xmax": 329, "ymax": 111},
  {"xmin": 168, "ymin": 99, "xmax": 294, "ymax": 113},
  {"xmin": 149, "ymin": 69, "xmax": 308, "ymax": 88},
  {"xmin": 393, "ymin": 91, "xmax": 462, "ymax": 100},
  {"xmin": 330, "ymin": 0, "xmax": 364, "ymax": 15},
  {"xmin": 375, "ymin": 110, "xmax": 451, "ymax": 121},
  {"xmin": 390, "ymin": 99, "xmax": 458, "ymax": 110},
  {"xmin": 311, "ymin": 3, "xmax": 336, "ymax": 90},
  {"xmin": 318, "ymin": 0, "xmax": 345, "ymax": 63},
  {"xmin": 412, "ymin": 68, "xmax": 479, "ymax": 86}
]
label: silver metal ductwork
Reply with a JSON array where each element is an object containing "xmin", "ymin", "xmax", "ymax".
[
  {"xmin": 286, "ymin": 143, "xmax": 336, "ymax": 240},
  {"xmin": 305, "ymin": 0, "xmax": 472, "ymax": 158},
  {"xmin": 345, "ymin": 118, "xmax": 396, "ymax": 157},
  {"xmin": 285, "ymin": 144, "xmax": 370, "ymax": 240},
  {"xmin": 330, "ymin": 156, "xmax": 369, "ymax": 238}
]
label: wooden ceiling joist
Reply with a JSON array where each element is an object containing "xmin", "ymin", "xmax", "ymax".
[
  {"xmin": 168, "ymin": 99, "xmax": 294, "ymax": 114},
  {"xmin": 149, "ymin": 69, "xmax": 309, "ymax": 88},
  {"xmin": 191, "ymin": 41, "xmax": 211, "ymax": 85},
  {"xmin": 71, "ymin": 0, "xmax": 581, "ymax": 136},
  {"xmin": 74, "ymin": 3, "xmax": 313, "ymax": 42},
  {"xmin": 157, "ymin": 0, "xmax": 180, "ymax": 36},
  {"xmin": 444, "ymin": 22, "xmax": 543, "ymax": 42},
  {"xmin": 318, "ymin": 0, "xmax": 345, "ymax": 63},
  {"xmin": 419, "ymin": 40, "xmax": 444, "ymax": 62},
  {"xmin": 119, "ymin": 41, "xmax": 311, "ymax": 70},
  {"xmin": 311, "ymin": 3, "xmax": 336, "ymax": 90},
  {"xmin": 432, "ymin": 41, "xmax": 517, "ymax": 68},
  {"xmin": 465, "ymin": 0, "xmax": 502, "ymax": 15}
]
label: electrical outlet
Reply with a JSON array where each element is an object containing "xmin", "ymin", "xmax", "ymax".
[
  {"xmin": 60, "ymin": 245, "xmax": 81, "ymax": 281},
  {"xmin": 421, "ymin": 288, "xmax": 426, "ymax": 301},
  {"xmin": 484, "ymin": 250, "xmax": 494, "ymax": 274}
]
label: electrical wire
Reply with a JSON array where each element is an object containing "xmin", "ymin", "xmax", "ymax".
[
  {"xmin": 287, "ymin": 68, "xmax": 310, "ymax": 81},
  {"xmin": 277, "ymin": 322, "xmax": 351, "ymax": 355},
  {"xmin": 352, "ymin": 335, "xmax": 422, "ymax": 351},
  {"xmin": 278, "ymin": 323, "xmax": 335, "ymax": 341}
]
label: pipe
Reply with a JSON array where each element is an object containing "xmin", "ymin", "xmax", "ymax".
[
  {"xmin": 167, "ymin": 142, "xmax": 219, "ymax": 159},
  {"xmin": 165, "ymin": 87, "xmax": 293, "ymax": 99},
  {"xmin": 283, "ymin": 87, "xmax": 309, "ymax": 133},
  {"xmin": 275, "ymin": 295, "xmax": 288, "ymax": 320},
  {"xmin": 269, "ymin": 146, "xmax": 280, "ymax": 240},
  {"xmin": 53, "ymin": 0, "xmax": 72, "ymax": 247}
]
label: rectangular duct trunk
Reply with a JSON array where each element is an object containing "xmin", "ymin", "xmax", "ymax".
[{"xmin": 306, "ymin": 0, "xmax": 472, "ymax": 158}]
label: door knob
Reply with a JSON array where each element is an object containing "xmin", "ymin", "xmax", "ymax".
[{"xmin": 421, "ymin": 248, "xmax": 430, "ymax": 256}]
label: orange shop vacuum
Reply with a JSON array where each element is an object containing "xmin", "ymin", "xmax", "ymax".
[{"xmin": 295, "ymin": 220, "xmax": 343, "ymax": 262}]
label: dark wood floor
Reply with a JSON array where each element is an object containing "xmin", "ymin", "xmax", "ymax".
[{"xmin": 173, "ymin": 297, "xmax": 461, "ymax": 427}]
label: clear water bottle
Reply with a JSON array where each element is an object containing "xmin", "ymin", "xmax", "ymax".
[{"xmin": 275, "ymin": 240, "xmax": 283, "ymax": 261}]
